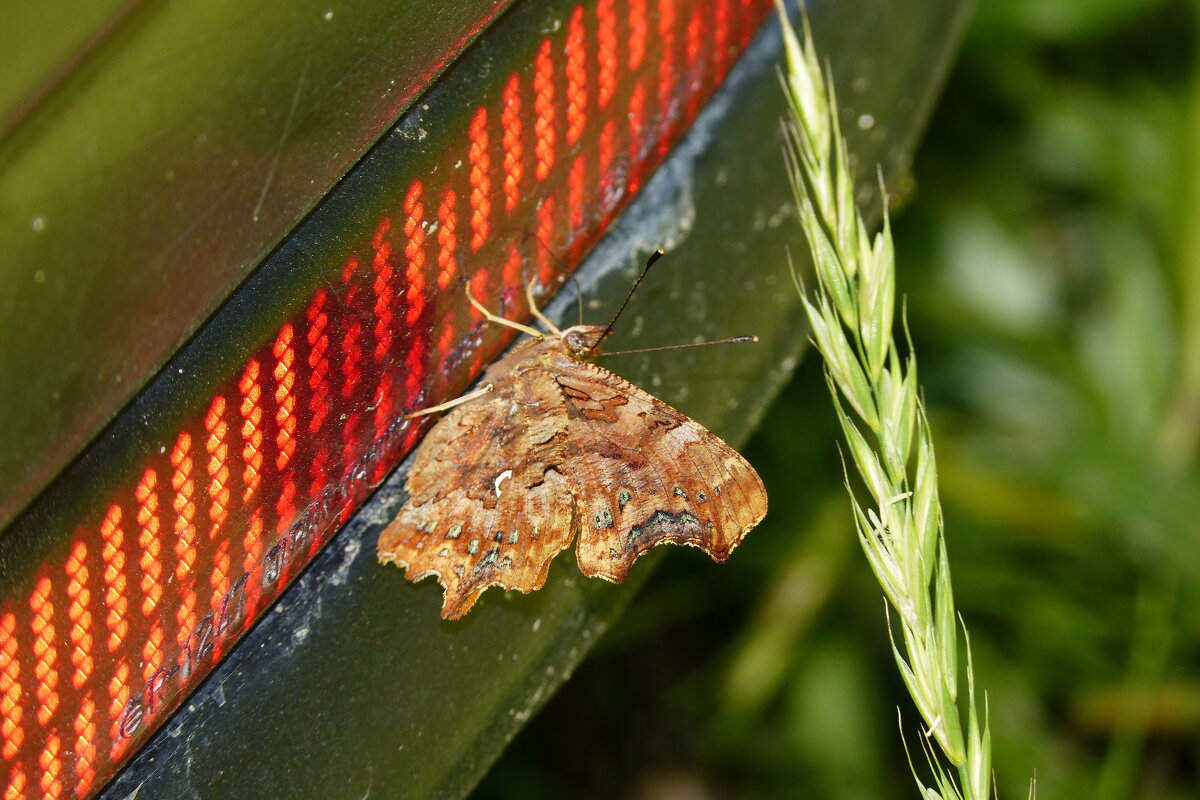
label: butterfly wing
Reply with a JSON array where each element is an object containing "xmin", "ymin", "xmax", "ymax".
[
  {"xmin": 378, "ymin": 365, "xmax": 578, "ymax": 619},
  {"xmin": 549, "ymin": 358, "xmax": 768, "ymax": 583}
]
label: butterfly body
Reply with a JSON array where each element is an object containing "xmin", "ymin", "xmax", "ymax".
[{"xmin": 378, "ymin": 322, "xmax": 767, "ymax": 619}]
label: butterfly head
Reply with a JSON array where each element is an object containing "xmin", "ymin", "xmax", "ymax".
[{"xmin": 559, "ymin": 324, "xmax": 608, "ymax": 358}]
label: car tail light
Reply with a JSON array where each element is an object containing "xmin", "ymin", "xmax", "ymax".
[{"xmin": 0, "ymin": 0, "xmax": 774, "ymax": 796}]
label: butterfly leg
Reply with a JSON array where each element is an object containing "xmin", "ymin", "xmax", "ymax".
[
  {"xmin": 524, "ymin": 278, "xmax": 563, "ymax": 337},
  {"xmin": 404, "ymin": 383, "xmax": 494, "ymax": 420},
  {"xmin": 465, "ymin": 284, "xmax": 544, "ymax": 339}
]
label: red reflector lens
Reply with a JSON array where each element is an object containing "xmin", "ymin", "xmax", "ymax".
[{"xmin": 1, "ymin": 0, "xmax": 773, "ymax": 796}]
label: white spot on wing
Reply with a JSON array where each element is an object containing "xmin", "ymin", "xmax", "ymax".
[{"xmin": 494, "ymin": 469, "xmax": 514, "ymax": 497}]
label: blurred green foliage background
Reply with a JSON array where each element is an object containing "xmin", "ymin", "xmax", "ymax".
[{"xmin": 477, "ymin": 2, "xmax": 1200, "ymax": 797}]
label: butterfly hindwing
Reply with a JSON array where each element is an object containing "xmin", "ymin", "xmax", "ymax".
[{"xmin": 378, "ymin": 356, "xmax": 579, "ymax": 619}]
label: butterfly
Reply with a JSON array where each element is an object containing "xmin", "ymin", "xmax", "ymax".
[{"xmin": 378, "ymin": 253, "xmax": 768, "ymax": 619}]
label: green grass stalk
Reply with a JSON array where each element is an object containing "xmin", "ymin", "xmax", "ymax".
[{"xmin": 776, "ymin": 6, "xmax": 1016, "ymax": 798}]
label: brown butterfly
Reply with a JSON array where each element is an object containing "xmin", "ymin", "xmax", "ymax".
[{"xmin": 378, "ymin": 252, "xmax": 767, "ymax": 619}]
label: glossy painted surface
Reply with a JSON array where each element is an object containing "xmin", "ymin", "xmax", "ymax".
[{"xmin": 0, "ymin": 0, "xmax": 510, "ymax": 528}]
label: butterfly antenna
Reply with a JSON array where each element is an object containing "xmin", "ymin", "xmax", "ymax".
[
  {"xmin": 600, "ymin": 335, "xmax": 758, "ymax": 357},
  {"xmin": 572, "ymin": 273, "xmax": 584, "ymax": 326},
  {"xmin": 599, "ymin": 248, "xmax": 665, "ymax": 343}
]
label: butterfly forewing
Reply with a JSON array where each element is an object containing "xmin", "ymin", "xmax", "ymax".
[{"xmin": 550, "ymin": 362, "xmax": 767, "ymax": 582}]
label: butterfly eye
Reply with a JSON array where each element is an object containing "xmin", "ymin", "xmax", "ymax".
[{"xmin": 565, "ymin": 331, "xmax": 589, "ymax": 353}]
